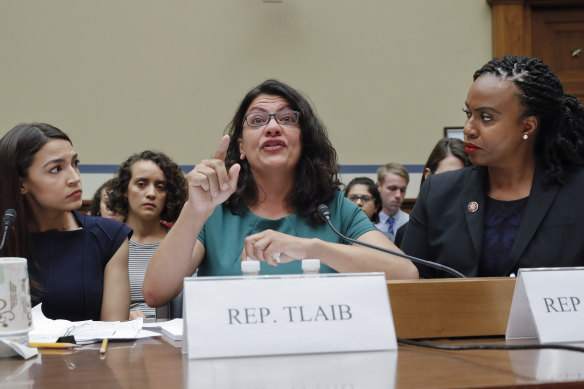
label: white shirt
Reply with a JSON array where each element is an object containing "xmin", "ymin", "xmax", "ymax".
[{"xmin": 374, "ymin": 209, "xmax": 409, "ymax": 242}]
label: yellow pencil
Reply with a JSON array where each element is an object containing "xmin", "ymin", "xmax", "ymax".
[
  {"xmin": 100, "ymin": 338, "xmax": 108, "ymax": 354},
  {"xmin": 29, "ymin": 342, "xmax": 79, "ymax": 349}
]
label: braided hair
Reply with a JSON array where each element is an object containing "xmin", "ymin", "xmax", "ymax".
[{"xmin": 474, "ymin": 55, "xmax": 584, "ymax": 184}]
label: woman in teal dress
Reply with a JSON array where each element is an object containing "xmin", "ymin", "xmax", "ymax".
[{"xmin": 143, "ymin": 80, "xmax": 418, "ymax": 307}]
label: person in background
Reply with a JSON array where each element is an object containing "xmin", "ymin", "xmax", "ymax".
[
  {"xmin": 0, "ymin": 123, "xmax": 131, "ymax": 321},
  {"xmin": 374, "ymin": 163, "xmax": 409, "ymax": 242},
  {"xmin": 344, "ymin": 177, "xmax": 382, "ymax": 223},
  {"xmin": 89, "ymin": 178, "xmax": 124, "ymax": 221},
  {"xmin": 401, "ymin": 55, "xmax": 584, "ymax": 277},
  {"xmin": 394, "ymin": 137, "xmax": 469, "ymax": 246},
  {"xmin": 420, "ymin": 137, "xmax": 470, "ymax": 188},
  {"xmin": 143, "ymin": 79, "xmax": 418, "ymax": 307},
  {"xmin": 108, "ymin": 150, "xmax": 187, "ymax": 319}
]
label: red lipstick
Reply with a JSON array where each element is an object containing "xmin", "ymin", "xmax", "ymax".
[
  {"xmin": 465, "ymin": 143, "xmax": 480, "ymax": 154},
  {"xmin": 68, "ymin": 189, "xmax": 82, "ymax": 198}
]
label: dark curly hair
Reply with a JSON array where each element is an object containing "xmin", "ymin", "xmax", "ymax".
[
  {"xmin": 474, "ymin": 55, "xmax": 584, "ymax": 184},
  {"xmin": 108, "ymin": 151, "xmax": 187, "ymax": 223},
  {"xmin": 343, "ymin": 177, "xmax": 382, "ymax": 223},
  {"xmin": 224, "ymin": 79, "xmax": 341, "ymax": 224},
  {"xmin": 89, "ymin": 178, "xmax": 115, "ymax": 217}
]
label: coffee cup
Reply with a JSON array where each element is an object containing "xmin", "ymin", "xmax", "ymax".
[{"xmin": 0, "ymin": 257, "xmax": 32, "ymax": 336}]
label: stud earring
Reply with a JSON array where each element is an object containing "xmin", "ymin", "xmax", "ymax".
[
  {"xmin": 522, "ymin": 134, "xmax": 528, "ymax": 140},
  {"xmin": 240, "ymin": 153, "xmax": 245, "ymax": 160}
]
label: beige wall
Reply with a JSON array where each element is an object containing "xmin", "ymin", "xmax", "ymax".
[{"xmin": 0, "ymin": 0, "xmax": 492, "ymax": 198}]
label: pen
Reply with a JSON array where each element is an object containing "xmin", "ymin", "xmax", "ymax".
[
  {"xmin": 100, "ymin": 338, "xmax": 108, "ymax": 355},
  {"xmin": 29, "ymin": 342, "xmax": 80, "ymax": 349}
]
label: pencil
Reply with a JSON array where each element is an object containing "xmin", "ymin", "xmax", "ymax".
[
  {"xmin": 100, "ymin": 338, "xmax": 108, "ymax": 355},
  {"xmin": 29, "ymin": 342, "xmax": 79, "ymax": 349}
]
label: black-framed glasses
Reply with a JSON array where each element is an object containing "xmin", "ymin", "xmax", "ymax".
[
  {"xmin": 244, "ymin": 110, "xmax": 300, "ymax": 127},
  {"xmin": 348, "ymin": 194, "xmax": 373, "ymax": 203}
]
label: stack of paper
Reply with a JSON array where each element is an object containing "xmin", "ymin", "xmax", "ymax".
[
  {"xmin": 161, "ymin": 319, "xmax": 183, "ymax": 341},
  {"xmin": 143, "ymin": 319, "xmax": 183, "ymax": 341},
  {"xmin": 28, "ymin": 304, "xmax": 160, "ymax": 344}
]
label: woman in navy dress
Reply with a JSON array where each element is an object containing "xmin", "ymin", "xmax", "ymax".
[{"xmin": 0, "ymin": 123, "xmax": 131, "ymax": 321}]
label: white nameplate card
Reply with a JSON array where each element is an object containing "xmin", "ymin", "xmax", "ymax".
[
  {"xmin": 182, "ymin": 272, "xmax": 397, "ymax": 359},
  {"xmin": 506, "ymin": 267, "xmax": 584, "ymax": 343}
]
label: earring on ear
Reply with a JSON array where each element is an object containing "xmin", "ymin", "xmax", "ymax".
[
  {"xmin": 522, "ymin": 134, "xmax": 528, "ymax": 140},
  {"xmin": 240, "ymin": 153, "xmax": 245, "ymax": 160}
]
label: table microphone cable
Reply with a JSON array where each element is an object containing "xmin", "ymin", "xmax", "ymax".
[
  {"xmin": 397, "ymin": 338, "xmax": 584, "ymax": 353},
  {"xmin": 317, "ymin": 204, "xmax": 465, "ymax": 278},
  {"xmin": 318, "ymin": 204, "xmax": 584, "ymax": 354}
]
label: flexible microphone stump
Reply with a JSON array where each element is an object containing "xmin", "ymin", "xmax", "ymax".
[{"xmin": 317, "ymin": 204, "xmax": 465, "ymax": 278}]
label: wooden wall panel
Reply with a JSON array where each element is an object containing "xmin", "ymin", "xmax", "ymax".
[
  {"xmin": 490, "ymin": 2, "xmax": 531, "ymax": 57},
  {"xmin": 488, "ymin": 0, "xmax": 584, "ymax": 101}
]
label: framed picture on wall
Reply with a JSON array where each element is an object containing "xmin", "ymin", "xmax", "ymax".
[{"xmin": 444, "ymin": 127, "xmax": 464, "ymax": 140}]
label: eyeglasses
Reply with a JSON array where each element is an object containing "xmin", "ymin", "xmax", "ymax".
[
  {"xmin": 348, "ymin": 194, "xmax": 373, "ymax": 203},
  {"xmin": 244, "ymin": 111, "xmax": 300, "ymax": 127}
]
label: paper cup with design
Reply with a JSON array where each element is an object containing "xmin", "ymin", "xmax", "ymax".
[{"xmin": 0, "ymin": 258, "xmax": 32, "ymax": 335}]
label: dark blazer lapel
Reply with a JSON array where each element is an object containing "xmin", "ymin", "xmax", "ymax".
[
  {"xmin": 506, "ymin": 161, "xmax": 560, "ymax": 273},
  {"xmin": 462, "ymin": 166, "xmax": 487, "ymax": 257}
]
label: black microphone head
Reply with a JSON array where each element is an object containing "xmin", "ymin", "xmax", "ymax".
[
  {"xmin": 317, "ymin": 204, "xmax": 331, "ymax": 221},
  {"xmin": 3, "ymin": 209, "xmax": 17, "ymax": 229}
]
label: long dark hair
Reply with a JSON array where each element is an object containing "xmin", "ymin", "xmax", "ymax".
[
  {"xmin": 224, "ymin": 79, "xmax": 341, "ymax": 223},
  {"xmin": 343, "ymin": 177, "xmax": 382, "ymax": 223},
  {"xmin": 0, "ymin": 123, "xmax": 72, "ymax": 259},
  {"xmin": 474, "ymin": 55, "xmax": 584, "ymax": 184},
  {"xmin": 0, "ymin": 123, "xmax": 72, "ymax": 302},
  {"xmin": 420, "ymin": 137, "xmax": 469, "ymax": 188},
  {"xmin": 108, "ymin": 150, "xmax": 187, "ymax": 223}
]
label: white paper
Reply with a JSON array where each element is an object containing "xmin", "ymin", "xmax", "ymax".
[
  {"xmin": 28, "ymin": 304, "xmax": 158, "ymax": 344},
  {"xmin": 0, "ymin": 336, "xmax": 37, "ymax": 359},
  {"xmin": 184, "ymin": 272, "xmax": 396, "ymax": 359},
  {"xmin": 507, "ymin": 267, "xmax": 584, "ymax": 343}
]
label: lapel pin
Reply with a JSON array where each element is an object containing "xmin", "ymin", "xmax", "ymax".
[{"xmin": 467, "ymin": 201, "xmax": 479, "ymax": 213}]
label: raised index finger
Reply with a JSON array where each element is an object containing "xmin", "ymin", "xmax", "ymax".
[{"xmin": 214, "ymin": 135, "xmax": 231, "ymax": 161}]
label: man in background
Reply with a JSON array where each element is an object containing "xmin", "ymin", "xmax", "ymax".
[{"xmin": 374, "ymin": 163, "xmax": 409, "ymax": 242}]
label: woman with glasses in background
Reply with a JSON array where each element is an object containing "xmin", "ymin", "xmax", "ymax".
[
  {"xmin": 143, "ymin": 79, "xmax": 418, "ymax": 307},
  {"xmin": 344, "ymin": 177, "xmax": 382, "ymax": 223}
]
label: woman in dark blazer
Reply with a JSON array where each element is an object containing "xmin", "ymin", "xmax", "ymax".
[{"xmin": 401, "ymin": 55, "xmax": 584, "ymax": 278}]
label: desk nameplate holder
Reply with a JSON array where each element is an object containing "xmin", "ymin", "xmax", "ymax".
[
  {"xmin": 506, "ymin": 267, "xmax": 584, "ymax": 343},
  {"xmin": 182, "ymin": 272, "xmax": 397, "ymax": 359}
]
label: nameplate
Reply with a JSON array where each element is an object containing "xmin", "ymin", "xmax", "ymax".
[
  {"xmin": 182, "ymin": 272, "xmax": 397, "ymax": 359},
  {"xmin": 506, "ymin": 267, "xmax": 584, "ymax": 343}
]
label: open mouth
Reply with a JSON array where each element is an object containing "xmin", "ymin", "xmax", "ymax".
[{"xmin": 262, "ymin": 140, "xmax": 286, "ymax": 150}]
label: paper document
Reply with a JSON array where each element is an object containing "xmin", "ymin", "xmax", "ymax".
[
  {"xmin": 143, "ymin": 319, "xmax": 183, "ymax": 340},
  {"xmin": 28, "ymin": 304, "xmax": 160, "ymax": 344},
  {"xmin": 0, "ymin": 335, "xmax": 38, "ymax": 359}
]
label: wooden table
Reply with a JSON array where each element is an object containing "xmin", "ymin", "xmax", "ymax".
[{"xmin": 2, "ymin": 336, "xmax": 584, "ymax": 388}]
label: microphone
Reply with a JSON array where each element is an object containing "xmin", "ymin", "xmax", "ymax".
[
  {"xmin": 0, "ymin": 209, "xmax": 17, "ymax": 251},
  {"xmin": 317, "ymin": 204, "xmax": 465, "ymax": 278}
]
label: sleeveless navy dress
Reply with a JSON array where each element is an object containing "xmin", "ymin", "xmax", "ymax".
[{"xmin": 29, "ymin": 211, "xmax": 132, "ymax": 321}]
